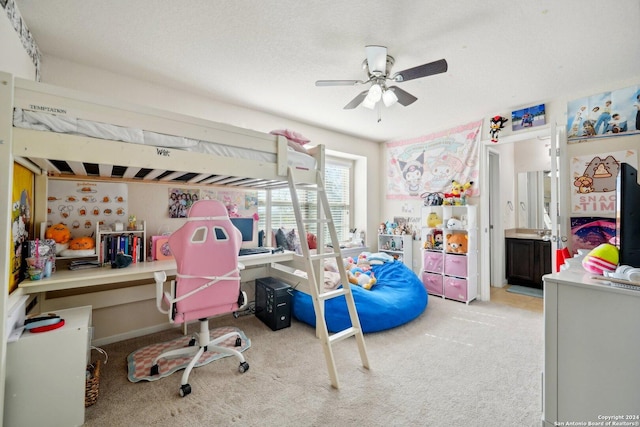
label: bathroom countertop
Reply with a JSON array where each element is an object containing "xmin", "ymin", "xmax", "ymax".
[{"xmin": 504, "ymin": 228, "xmax": 549, "ymax": 240}]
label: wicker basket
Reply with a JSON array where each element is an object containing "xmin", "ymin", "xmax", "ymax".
[
  {"xmin": 85, "ymin": 359, "xmax": 101, "ymax": 407},
  {"xmin": 85, "ymin": 346, "xmax": 108, "ymax": 407}
]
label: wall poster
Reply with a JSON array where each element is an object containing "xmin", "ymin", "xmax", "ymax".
[
  {"xmin": 566, "ymin": 85, "xmax": 640, "ymax": 143},
  {"xmin": 10, "ymin": 162, "xmax": 34, "ymax": 294},
  {"xmin": 570, "ymin": 150, "xmax": 637, "ymax": 215},
  {"xmin": 47, "ymin": 180, "xmax": 129, "ymax": 237},
  {"xmin": 385, "ymin": 120, "xmax": 482, "ymax": 200}
]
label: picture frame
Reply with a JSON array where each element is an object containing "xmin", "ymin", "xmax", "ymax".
[{"xmin": 511, "ymin": 104, "xmax": 546, "ymax": 131}]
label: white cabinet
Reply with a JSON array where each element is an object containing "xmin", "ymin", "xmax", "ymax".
[
  {"xmin": 378, "ymin": 234, "xmax": 412, "ymax": 267},
  {"xmin": 542, "ymin": 271, "xmax": 640, "ymax": 425},
  {"xmin": 4, "ymin": 305, "xmax": 92, "ymax": 427},
  {"xmin": 420, "ymin": 205, "xmax": 477, "ymax": 304},
  {"xmin": 96, "ymin": 220, "xmax": 146, "ymax": 264}
]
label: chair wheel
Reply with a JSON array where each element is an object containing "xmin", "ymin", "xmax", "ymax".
[
  {"xmin": 150, "ymin": 364, "xmax": 159, "ymax": 376},
  {"xmin": 179, "ymin": 384, "xmax": 191, "ymax": 397},
  {"xmin": 188, "ymin": 338, "xmax": 197, "ymax": 346},
  {"xmin": 235, "ymin": 337, "xmax": 242, "ymax": 347},
  {"xmin": 238, "ymin": 361, "xmax": 249, "ymax": 373}
]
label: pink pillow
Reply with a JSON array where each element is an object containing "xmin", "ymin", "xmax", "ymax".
[{"xmin": 270, "ymin": 129, "xmax": 310, "ymax": 146}]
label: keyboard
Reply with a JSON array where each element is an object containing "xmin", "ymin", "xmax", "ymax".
[{"xmin": 238, "ymin": 247, "xmax": 271, "ymax": 256}]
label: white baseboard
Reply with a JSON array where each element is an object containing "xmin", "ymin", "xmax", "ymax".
[{"xmin": 91, "ymin": 322, "xmax": 180, "ymax": 347}]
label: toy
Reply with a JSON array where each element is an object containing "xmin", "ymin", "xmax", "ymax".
[
  {"xmin": 489, "ymin": 115, "xmax": 508, "ymax": 143},
  {"xmin": 379, "ymin": 223, "xmax": 386, "ymax": 234},
  {"xmin": 347, "ymin": 268, "xmax": 376, "ymax": 290},
  {"xmin": 421, "ymin": 191, "xmax": 444, "ymax": 206},
  {"xmin": 582, "ymin": 243, "xmax": 618, "ymax": 275},
  {"xmin": 128, "ymin": 215, "xmax": 137, "ymax": 230},
  {"xmin": 446, "ymin": 217, "xmax": 463, "ymax": 230},
  {"xmin": 444, "ymin": 180, "xmax": 474, "ymax": 205},
  {"xmin": 385, "ymin": 221, "xmax": 397, "ymax": 235},
  {"xmin": 432, "ymin": 229, "xmax": 444, "ymax": 250},
  {"xmin": 446, "ymin": 233, "xmax": 468, "ymax": 254},
  {"xmin": 427, "ymin": 212, "xmax": 442, "ymax": 228},
  {"xmin": 68, "ymin": 236, "xmax": 96, "ymax": 251},
  {"xmin": 45, "ymin": 223, "xmax": 71, "ymax": 244}
]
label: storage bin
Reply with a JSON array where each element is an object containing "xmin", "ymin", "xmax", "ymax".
[
  {"xmin": 423, "ymin": 251, "xmax": 443, "ymax": 273},
  {"xmin": 421, "ymin": 271, "xmax": 443, "ymax": 296},
  {"xmin": 444, "ymin": 276, "xmax": 468, "ymax": 302},
  {"xmin": 444, "ymin": 253, "xmax": 468, "ymax": 277}
]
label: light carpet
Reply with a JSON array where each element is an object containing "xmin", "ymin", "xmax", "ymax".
[
  {"xmin": 85, "ymin": 297, "xmax": 543, "ymax": 427},
  {"xmin": 506, "ymin": 284, "xmax": 544, "ymax": 298}
]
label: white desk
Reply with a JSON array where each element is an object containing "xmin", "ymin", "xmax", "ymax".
[{"xmin": 19, "ymin": 251, "xmax": 295, "ymax": 294}]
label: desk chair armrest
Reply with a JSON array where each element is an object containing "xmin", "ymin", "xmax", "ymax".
[{"xmin": 153, "ymin": 271, "xmax": 171, "ymax": 316}]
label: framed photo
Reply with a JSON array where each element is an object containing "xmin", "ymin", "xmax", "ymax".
[{"xmin": 511, "ymin": 104, "xmax": 546, "ymax": 131}]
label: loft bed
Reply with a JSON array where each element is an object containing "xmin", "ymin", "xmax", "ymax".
[
  {"xmin": 0, "ymin": 73, "xmax": 327, "ymax": 305},
  {"xmin": 8, "ymin": 77, "xmax": 322, "ymax": 189}
]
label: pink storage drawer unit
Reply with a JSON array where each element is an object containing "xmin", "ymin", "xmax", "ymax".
[
  {"xmin": 444, "ymin": 253, "xmax": 468, "ymax": 277},
  {"xmin": 423, "ymin": 251, "xmax": 443, "ymax": 273},
  {"xmin": 421, "ymin": 271, "xmax": 443, "ymax": 296},
  {"xmin": 444, "ymin": 276, "xmax": 468, "ymax": 302}
]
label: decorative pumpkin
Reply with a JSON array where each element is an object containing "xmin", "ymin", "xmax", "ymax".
[
  {"xmin": 68, "ymin": 236, "xmax": 96, "ymax": 251},
  {"xmin": 45, "ymin": 223, "xmax": 71, "ymax": 244}
]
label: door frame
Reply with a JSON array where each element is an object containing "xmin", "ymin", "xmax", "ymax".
[{"xmin": 479, "ymin": 126, "xmax": 559, "ymax": 301}]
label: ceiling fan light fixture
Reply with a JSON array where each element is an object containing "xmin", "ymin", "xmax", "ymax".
[
  {"xmin": 366, "ymin": 83, "xmax": 382, "ymax": 102},
  {"xmin": 361, "ymin": 96, "xmax": 377, "ymax": 109},
  {"xmin": 382, "ymin": 88, "xmax": 398, "ymax": 107}
]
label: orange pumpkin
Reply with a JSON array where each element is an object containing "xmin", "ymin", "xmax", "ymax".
[
  {"xmin": 45, "ymin": 223, "xmax": 71, "ymax": 244},
  {"xmin": 68, "ymin": 236, "xmax": 95, "ymax": 251}
]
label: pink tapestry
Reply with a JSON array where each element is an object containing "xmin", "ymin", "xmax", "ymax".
[{"xmin": 386, "ymin": 120, "xmax": 482, "ymax": 199}]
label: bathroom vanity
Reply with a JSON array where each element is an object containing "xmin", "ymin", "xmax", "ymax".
[{"xmin": 505, "ymin": 229, "xmax": 551, "ymax": 288}]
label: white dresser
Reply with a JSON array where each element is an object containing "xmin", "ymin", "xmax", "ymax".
[
  {"xmin": 4, "ymin": 305, "xmax": 92, "ymax": 427},
  {"xmin": 542, "ymin": 270, "xmax": 640, "ymax": 425}
]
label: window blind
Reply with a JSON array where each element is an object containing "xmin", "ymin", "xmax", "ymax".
[{"xmin": 258, "ymin": 158, "xmax": 352, "ymax": 246}]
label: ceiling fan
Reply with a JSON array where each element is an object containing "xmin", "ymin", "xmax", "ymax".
[{"xmin": 316, "ymin": 45, "xmax": 448, "ymax": 111}]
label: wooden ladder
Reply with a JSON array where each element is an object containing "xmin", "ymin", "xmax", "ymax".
[{"xmin": 287, "ymin": 167, "xmax": 369, "ymax": 389}]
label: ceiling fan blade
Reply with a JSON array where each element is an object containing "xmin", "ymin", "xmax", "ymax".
[
  {"xmin": 388, "ymin": 86, "xmax": 418, "ymax": 106},
  {"xmin": 343, "ymin": 90, "xmax": 369, "ymax": 109},
  {"xmin": 365, "ymin": 45, "xmax": 388, "ymax": 75},
  {"xmin": 392, "ymin": 58, "xmax": 448, "ymax": 82},
  {"xmin": 316, "ymin": 80, "xmax": 363, "ymax": 87}
]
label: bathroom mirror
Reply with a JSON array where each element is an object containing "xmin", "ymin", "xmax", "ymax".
[{"xmin": 517, "ymin": 170, "xmax": 552, "ymax": 229}]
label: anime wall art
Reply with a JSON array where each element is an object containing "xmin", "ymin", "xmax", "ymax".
[
  {"xmin": 566, "ymin": 85, "xmax": 640, "ymax": 143},
  {"xmin": 386, "ymin": 120, "xmax": 482, "ymax": 200},
  {"xmin": 570, "ymin": 150, "xmax": 637, "ymax": 214}
]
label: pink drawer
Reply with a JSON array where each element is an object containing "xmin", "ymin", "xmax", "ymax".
[
  {"xmin": 444, "ymin": 253, "xmax": 468, "ymax": 277},
  {"xmin": 444, "ymin": 276, "xmax": 468, "ymax": 302},
  {"xmin": 423, "ymin": 251, "xmax": 443, "ymax": 273},
  {"xmin": 421, "ymin": 272, "xmax": 443, "ymax": 296}
]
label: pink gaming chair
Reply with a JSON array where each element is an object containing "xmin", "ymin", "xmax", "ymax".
[{"xmin": 152, "ymin": 199, "xmax": 249, "ymax": 397}]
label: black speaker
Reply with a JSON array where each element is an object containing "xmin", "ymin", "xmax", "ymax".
[{"xmin": 255, "ymin": 277, "xmax": 292, "ymax": 331}]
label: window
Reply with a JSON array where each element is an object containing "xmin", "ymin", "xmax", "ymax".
[{"xmin": 258, "ymin": 157, "xmax": 352, "ymax": 246}]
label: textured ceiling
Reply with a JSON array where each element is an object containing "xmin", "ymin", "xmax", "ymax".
[{"xmin": 15, "ymin": 0, "xmax": 640, "ymax": 142}]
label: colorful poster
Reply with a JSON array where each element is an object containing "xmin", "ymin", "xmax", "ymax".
[
  {"xmin": 10, "ymin": 163, "xmax": 34, "ymax": 294},
  {"xmin": 566, "ymin": 85, "xmax": 640, "ymax": 143},
  {"xmin": 570, "ymin": 217, "xmax": 616, "ymax": 254},
  {"xmin": 570, "ymin": 150, "xmax": 637, "ymax": 214},
  {"xmin": 168, "ymin": 187, "xmax": 199, "ymax": 218},
  {"xmin": 48, "ymin": 181, "xmax": 128, "ymax": 236},
  {"xmin": 386, "ymin": 120, "xmax": 482, "ymax": 199}
]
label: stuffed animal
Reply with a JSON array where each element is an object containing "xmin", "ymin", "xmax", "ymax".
[
  {"xmin": 446, "ymin": 233, "xmax": 468, "ymax": 254},
  {"xmin": 45, "ymin": 223, "xmax": 71, "ymax": 244},
  {"xmin": 489, "ymin": 115, "xmax": 509, "ymax": 143},
  {"xmin": 348, "ymin": 268, "xmax": 376, "ymax": 290},
  {"xmin": 427, "ymin": 212, "xmax": 442, "ymax": 228},
  {"xmin": 446, "ymin": 217, "xmax": 463, "ymax": 230},
  {"xmin": 68, "ymin": 236, "xmax": 95, "ymax": 251}
]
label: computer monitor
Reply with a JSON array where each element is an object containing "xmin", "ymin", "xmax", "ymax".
[{"xmin": 230, "ymin": 217, "xmax": 255, "ymax": 243}]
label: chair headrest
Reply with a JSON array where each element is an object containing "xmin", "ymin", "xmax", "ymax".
[{"xmin": 187, "ymin": 200, "xmax": 228, "ymax": 219}]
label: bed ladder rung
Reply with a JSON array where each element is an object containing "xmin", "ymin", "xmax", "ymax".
[
  {"xmin": 318, "ymin": 288, "xmax": 347, "ymax": 301},
  {"xmin": 309, "ymin": 252, "xmax": 340, "ymax": 261},
  {"xmin": 287, "ymin": 166, "xmax": 370, "ymax": 390},
  {"xmin": 329, "ymin": 327, "xmax": 358, "ymax": 344}
]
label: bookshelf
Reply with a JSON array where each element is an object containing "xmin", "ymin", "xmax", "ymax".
[{"xmin": 96, "ymin": 221, "xmax": 146, "ymax": 265}]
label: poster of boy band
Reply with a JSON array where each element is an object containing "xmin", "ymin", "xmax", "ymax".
[
  {"xmin": 386, "ymin": 120, "xmax": 481, "ymax": 200},
  {"xmin": 566, "ymin": 84, "xmax": 640, "ymax": 143}
]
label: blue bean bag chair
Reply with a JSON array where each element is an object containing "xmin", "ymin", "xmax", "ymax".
[{"xmin": 292, "ymin": 260, "xmax": 428, "ymax": 333}]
